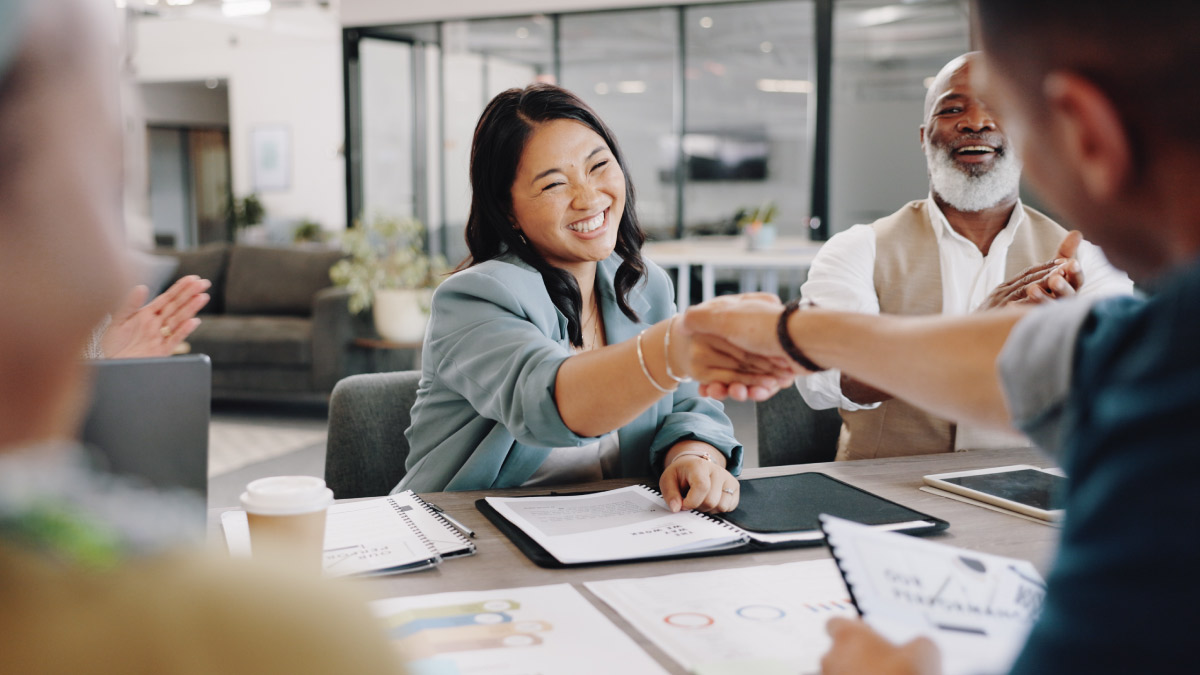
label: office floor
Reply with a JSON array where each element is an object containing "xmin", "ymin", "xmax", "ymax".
[{"xmin": 207, "ymin": 399, "xmax": 760, "ymax": 508}]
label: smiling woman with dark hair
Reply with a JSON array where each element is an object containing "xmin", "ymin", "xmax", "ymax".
[{"xmin": 396, "ymin": 84, "xmax": 786, "ymax": 511}]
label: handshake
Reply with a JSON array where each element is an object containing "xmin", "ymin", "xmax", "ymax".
[
  {"xmin": 675, "ymin": 293, "xmax": 822, "ymax": 403},
  {"xmin": 674, "ymin": 232, "xmax": 1088, "ymax": 405}
]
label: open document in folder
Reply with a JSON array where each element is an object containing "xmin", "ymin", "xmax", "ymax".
[{"xmin": 479, "ymin": 473, "xmax": 947, "ymax": 567}]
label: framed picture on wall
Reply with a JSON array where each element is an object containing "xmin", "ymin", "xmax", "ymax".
[{"xmin": 251, "ymin": 125, "xmax": 290, "ymax": 192}]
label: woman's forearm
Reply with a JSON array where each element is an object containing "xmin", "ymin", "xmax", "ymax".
[{"xmin": 554, "ymin": 317, "xmax": 687, "ymax": 437}]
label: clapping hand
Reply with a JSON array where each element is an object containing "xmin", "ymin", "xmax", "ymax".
[
  {"xmin": 100, "ymin": 275, "xmax": 211, "ymax": 359},
  {"xmin": 978, "ymin": 231, "xmax": 1085, "ymax": 310}
]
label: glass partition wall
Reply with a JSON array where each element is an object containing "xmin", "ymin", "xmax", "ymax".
[
  {"xmin": 344, "ymin": 0, "xmax": 970, "ymax": 258},
  {"xmin": 830, "ymin": 0, "xmax": 970, "ymax": 232}
]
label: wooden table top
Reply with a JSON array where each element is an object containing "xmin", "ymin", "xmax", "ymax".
[{"xmin": 210, "ymin": 447, "xmax": 1060, "ymax": 674}]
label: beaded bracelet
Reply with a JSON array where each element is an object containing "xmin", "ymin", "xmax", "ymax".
[
  {"xmin": 636, "ymin": 329, "xmax": 677, "ymax": 395},
  {"xmin": 776, "ymin": 297, "xmax": 827, "ymax": 372}
]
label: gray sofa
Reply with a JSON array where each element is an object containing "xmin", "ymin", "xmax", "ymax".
[{"xmin": 161, "ymin": 242, "xmax": 394, "ymax": 400}]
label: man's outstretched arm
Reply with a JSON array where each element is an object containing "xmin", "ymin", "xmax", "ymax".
[{"xmin": 683, "ymin": 295, "xmax": 1027, "ymax": 432}]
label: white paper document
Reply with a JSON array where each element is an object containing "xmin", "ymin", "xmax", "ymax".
[
  {"xmin": 222, "ymin": 497, "xmax": 445, "ymax": 577},
  {"xmin": 483, "ymin": 484, "xmax": 748, "ymax": 564},
  {"xmin": 822, "ymin": 515, "xmax": 1044, "ymax": 675},
  {"xmin": 586, "ymin": 559, "xmax": 857, "ymax": 675},
  {"xmin": 372, "ymin": 583, "xmax": 667, "ymax": 675}
]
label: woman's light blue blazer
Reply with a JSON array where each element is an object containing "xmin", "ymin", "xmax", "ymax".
[{"xmin": 393, "ymin": 252, "xmax": 743, "ymax": 493}]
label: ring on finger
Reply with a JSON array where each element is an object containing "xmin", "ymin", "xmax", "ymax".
[
  {"xmin": 722, "ymin": 488, "xmax": 735, "ymax": 496},
  {"xmin": 160, "ymin": 325, "xmax": 172, "ymax": 338}
]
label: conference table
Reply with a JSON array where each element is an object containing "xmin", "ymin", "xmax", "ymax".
[
  {"xmin": 642, "ymin": 235, "xmax": 825, "ymax": 309},
  {"xmin": 210, "ymin": 446, "xmax": 1059, "ymax": 674}
]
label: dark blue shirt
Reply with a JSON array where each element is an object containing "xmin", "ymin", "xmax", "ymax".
[{"xmin": 1002, "ymin": 260, "xmax": 1200, "ymax": 674}]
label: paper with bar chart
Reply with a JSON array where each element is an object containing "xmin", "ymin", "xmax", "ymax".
[
  {"xmin": 372, "ymin": 583, "xmax": 666, "ymax": 675},
  {"xmin": 586, "ymin": 559, "xmax": 856, "ymax": 675}
]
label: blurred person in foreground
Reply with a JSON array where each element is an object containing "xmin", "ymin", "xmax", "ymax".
[
  {"xmin": 683, "ymin": 0, "xmax": 1200, "ymax": 672},
  {"xmin": 0, "ymin": 1, "xmax": 401, "ymax": 672}
]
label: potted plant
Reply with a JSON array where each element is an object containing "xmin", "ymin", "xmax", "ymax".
[
  {"xmin": 738, "ymin": 201, "xmax": 778, "ymax": 251},
  {"xmin": 228, "ymin": 194, "xmax": 266, "ymax": 243},
  {"xmin": 292, "ymin": 218, "xmax": 327, "ymax": 246},
  {"xmin": 330, "ymin": 216, "xmax": 449, "ymax": 343}
]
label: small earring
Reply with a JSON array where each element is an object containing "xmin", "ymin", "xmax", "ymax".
[{"xmin": 515, "ymin": 230, "xmax": 528, "ymax": 245}]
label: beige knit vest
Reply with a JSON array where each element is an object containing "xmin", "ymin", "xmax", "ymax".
[{"xmin": 837, "ymin": 200, "xmax": 1066, "ymax": 460}]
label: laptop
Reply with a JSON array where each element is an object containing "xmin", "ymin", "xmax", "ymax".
[{"xmin": 81, "ymin": 355, "xmax": 211, "ymax": 498}]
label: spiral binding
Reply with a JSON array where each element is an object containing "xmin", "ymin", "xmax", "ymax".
[
  {"xmin": 637, "ymin": 484, "xmax": 750, "ymax": 539},
  {"xmin": 401, "ymin": 490, "xmax": 473, "ymax": 548},
  {"xmin": 388, "ymin": 495, "xmax": 440, "ymax": 559}
]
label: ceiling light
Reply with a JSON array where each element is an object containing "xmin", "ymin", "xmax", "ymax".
[
  {"xmin": 617, "ymin": 80, "xmax": 647, "ymax": 94},
  {"xmin": 760, "ymin": 41, "xmax": 774, "ymax": 53},
  {"xmin": 756, "ymin": 78, "xmax": 813, "ymax": 94},
  {"xmin": 858, "ymin": 6, "xmax": 906, "ymax": 27},
  {"xmin": 699, "ymin": 16, "xmax": 713, "ymax": 29},
  {"xmin": 166, "ymin": 0, "xmax": 194, "ymax": 5},
  {"xmin": 594, "ymin": 82, "xmax": 609, "ymax": 95},
  {"xmin": 516, "ymin": 27, "xmax": 530, "ymax": 39},
  {"xmin": 222, "ymin": 0, "xmax": 271, "ymax": 18},
  {"xmin": 205, "ymin": 78, "xmax": 220, "ymax": 89}
]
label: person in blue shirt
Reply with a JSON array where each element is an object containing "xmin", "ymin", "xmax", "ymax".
[
  {"xmin": 682, "ymin": 0, "xmax": 1200, "ymax": 672},
  {"xmin": 397, "ymin": 84, "xmax": 788, "ymax": 511}
]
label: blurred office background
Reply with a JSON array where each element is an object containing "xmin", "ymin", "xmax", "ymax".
[
  {"xmin": 126, "ymin": 0, "xmax": 969, "ymax": 255},
  {"xmin": 112, "ymin": 0, "xmax": 969, "ymax": 486}
]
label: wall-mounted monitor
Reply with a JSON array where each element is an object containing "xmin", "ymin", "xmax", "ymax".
[{"xmin": 680, "ymin": 132, "xmax": 769, "ymax": 181}]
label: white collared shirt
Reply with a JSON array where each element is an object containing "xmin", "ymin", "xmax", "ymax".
[{"xmin": 796, "ymin": 196, "xmax": 1135, "ymax": 449}]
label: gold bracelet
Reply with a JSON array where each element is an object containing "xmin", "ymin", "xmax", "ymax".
[
  {"xmin": 662, "ymin": 315, "xmax": 693, "ymax": 383},
  {"xmin": 637, "ymin": 329, "xmax": 676, "ymax": 395},
  {"xmin": 667, "ymin": 450, "xmax": 711, "ymax": 468}
]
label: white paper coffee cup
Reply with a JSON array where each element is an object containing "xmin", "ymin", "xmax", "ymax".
[{"xmin": 240, "ymin": 476, "xmax": 333, "ymax": 573}]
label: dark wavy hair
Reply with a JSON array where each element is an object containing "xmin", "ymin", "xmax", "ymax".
[{"xmin": 460, "ymin": 83, "xmax": 647, "ymax": 348}]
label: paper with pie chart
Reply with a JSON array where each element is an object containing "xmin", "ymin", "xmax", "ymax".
[
  {"xmin": 371, "ymin": 583, "xmax": 667, "ymax": 675},
  {"xmin": 586, "ymin": 559, "xmax": 856, "ymax": 675}
]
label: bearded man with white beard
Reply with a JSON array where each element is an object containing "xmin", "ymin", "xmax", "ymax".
[{"xmin": 794, "ymin": 52, "xmax": 1134, "ymax": 460}]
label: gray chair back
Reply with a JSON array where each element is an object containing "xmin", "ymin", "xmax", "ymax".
[
  {"xmin": 325, "ymin": 370, "xmax": 421, "ymax": 499},
  {"xmin": 755, "ymin": 385, "xmax": 842, "ymax": 466}
]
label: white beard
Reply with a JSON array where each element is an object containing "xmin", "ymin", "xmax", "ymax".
[{"xmin": 925, "ymin": 142, "xmax": 1022, "ymax": 212}]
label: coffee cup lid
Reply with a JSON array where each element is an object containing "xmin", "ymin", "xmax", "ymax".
[{"xmin": 240, "ymin": 476, "xmax": 334, "ymax": 515}]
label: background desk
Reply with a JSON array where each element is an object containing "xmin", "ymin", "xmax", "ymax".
[
  {"xmin": 210, "ymin": 447, "xmax": 1058, "ymax": 674},
  {"xmin": 642, "ymin": 235, "xmax": 824, "ymax": 308}
]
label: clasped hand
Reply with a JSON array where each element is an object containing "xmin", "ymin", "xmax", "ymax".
[{"xmin": 673, "ymin": 293, "xmax": 806, "ymax": 402}]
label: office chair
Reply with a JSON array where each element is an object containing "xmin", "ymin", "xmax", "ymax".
[
  {"xmin": 324, "ymin": 370, "xmax": 421, "ymax": 499},
  {"xmin": 754, "ymin": 384, "xmax": 842, "ymax": 466}
]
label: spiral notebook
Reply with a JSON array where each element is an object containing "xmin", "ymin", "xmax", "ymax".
[
  {"xmin": 820, "ymin": 515, "xmax": 1042, "ymax": 675},
  {"xmin": 479, "ymin": 474, "xmax": 947, "ymax": 568},
  {"xmin": 221, "ymin": 491, "xmax": 475, "ymax": 577}
]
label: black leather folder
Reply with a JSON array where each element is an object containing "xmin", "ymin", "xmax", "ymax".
[{"xmin": 477, "ymin": 472, "xmax": 949, "ymax": 568}]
